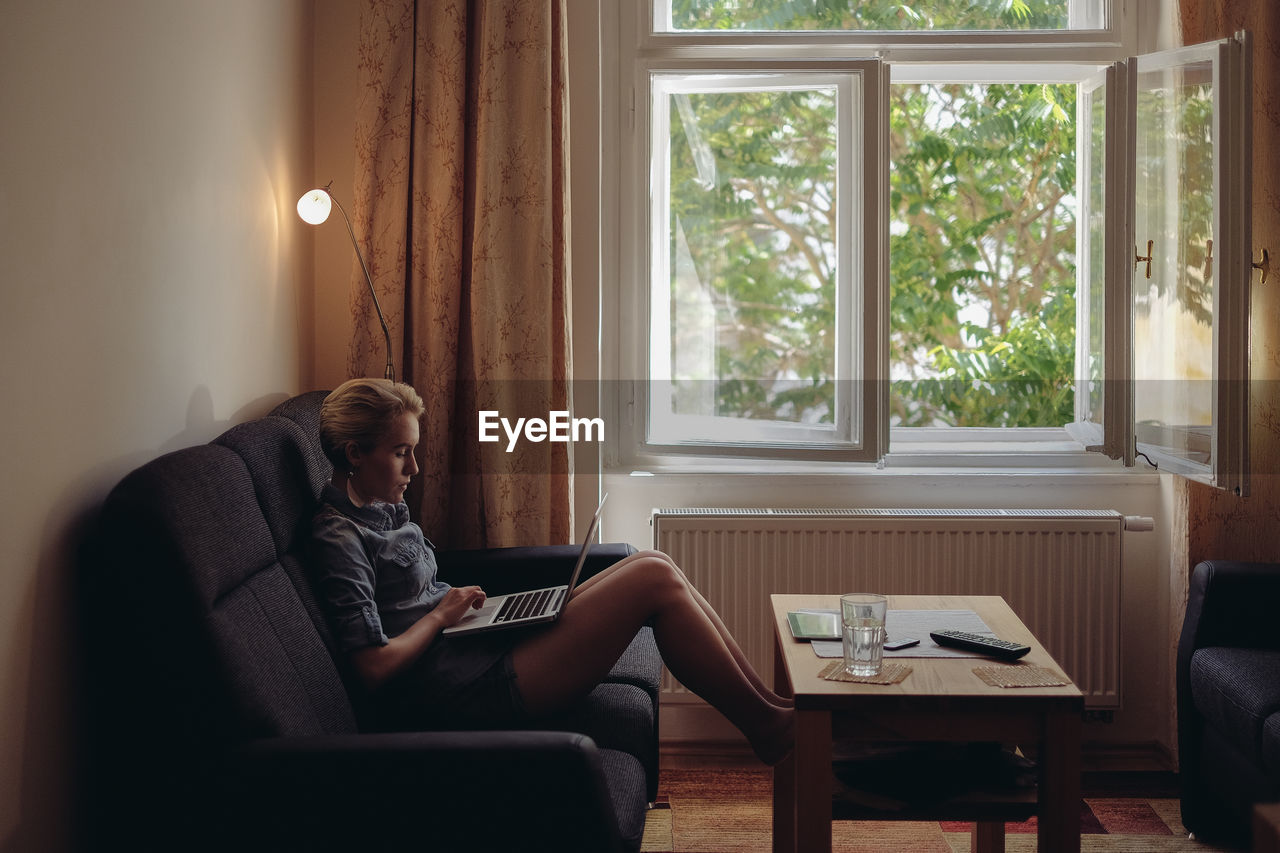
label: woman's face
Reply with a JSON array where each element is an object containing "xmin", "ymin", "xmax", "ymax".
[{"xmin": 346, "ymin": 411, "xmax": 420, "ymax": 506}]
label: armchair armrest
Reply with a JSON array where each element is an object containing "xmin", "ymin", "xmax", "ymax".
[
  {"xmin": 213, "ymin": 730, "xmax": 628, "ymax": 852},
  {"xmin": 1178, "ymin": 560, "xmax": 1280, "ymax": 727},
  {"xmin": 436, "ymin": 543, "xmax": 636, "ymax": 593},
  {"xmin": 1180, "ymin": 560, "xmax": 1280, "ymax": 657}
]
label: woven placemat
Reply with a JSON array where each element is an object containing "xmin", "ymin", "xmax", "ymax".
[
  {"xmin": 973, "ymin": 665, "xmax": 1070, "ymax": 688},
  {"xmin": 819, "ymin": 661, "xmax": 912, "ymax": 684}
]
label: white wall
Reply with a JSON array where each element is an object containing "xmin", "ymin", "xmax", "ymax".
[{"xmin": 0, "ymin": 1, "xmax": 313, "ymax": 847}]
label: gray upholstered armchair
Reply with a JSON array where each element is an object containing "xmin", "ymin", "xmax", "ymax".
[
  {"xmin": 1177, "ymin": 559, "xmax": 1280, "ymax": 847},
  {"xmin": 76, "ymin": 392, "xmax": 660, "ymax": 852}
]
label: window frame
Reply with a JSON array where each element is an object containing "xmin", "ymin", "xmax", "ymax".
[
  {"xmin": 645, "ymin": 0, "xmax": 1129, "ymax": 54},
  {"xmin": 1124, "ymin": 35, "xmax": 1252, "ymax": 495},
  {"xmin": 604, "ymin": 2, "xmax": 1248, "ymax": 486},
  {"xmin": 1066, "ymin": 60, "xmax": 1136, "ymax": 466},
  {"xmin": 634, "ymin": 59, "xmax": 889, "ymax": 463}
]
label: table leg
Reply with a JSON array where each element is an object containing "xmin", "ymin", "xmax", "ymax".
[
  {"xmin": 973, "ymin": 820, "xmax": 1006, "ymax": 853},
  {"xmin": 794, "ymin": 709, "xmax": 833, "ymax": 853},
  {"xmin": 1037, "ymin": 709, "xmax": 1082, "ymax": 853},
  {"xmin": 772, "ymin": 751, "xmax": 796, "ymax": 853},
  {"xmin": 772, "ymin": 632, "xmax": 796, "ymax": 853}
]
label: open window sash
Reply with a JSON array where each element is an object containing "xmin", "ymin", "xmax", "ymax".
[
  {"xmin": 1069, "ymin": 60, "xmax": 1135, "ymax": 466},
  {"xmin": 1071, "ymin": 33, "xmax": 1251, "ymax": 494},
  {"xmin": 639, "ymin": 59, "xmax": 889, "ymax": 462}
]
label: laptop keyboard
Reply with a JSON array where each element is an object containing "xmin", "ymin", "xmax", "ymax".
[{"xmin": 494, "ymin": 588, "xmax": 557, "ymax": 623}]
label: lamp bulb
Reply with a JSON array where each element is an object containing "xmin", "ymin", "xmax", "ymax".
[{"xmin": 297, "ymin": 189, "xmax": 333, "ymax": 225}]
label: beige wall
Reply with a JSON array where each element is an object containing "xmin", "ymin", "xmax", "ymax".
[
  {"xmin": 0, "ymin": 1, "xmax": 313, "ymax": 848},
  {"xmin": 312, "ymin": 0, "xmax": 361, "ymax": 391}
]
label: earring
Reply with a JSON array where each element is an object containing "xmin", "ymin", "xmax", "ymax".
[{"xmin": 348, "ymin": 468, "xmax": 356, "ymax": 479}]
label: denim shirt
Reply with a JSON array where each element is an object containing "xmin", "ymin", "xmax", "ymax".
[{"xmin": 310, "ymin": 483, "xmax": 451, "ymax": 654}]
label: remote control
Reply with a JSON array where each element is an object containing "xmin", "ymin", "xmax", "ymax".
[{"xmin": 929, "ymin": 629, "xmax": 1032, "ymax": 661}]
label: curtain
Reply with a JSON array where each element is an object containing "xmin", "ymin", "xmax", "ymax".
[{"xmin": 349, "ymin": 0, "xmax": 572, "ymax": 548}]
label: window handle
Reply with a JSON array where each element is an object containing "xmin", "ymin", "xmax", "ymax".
[
  {"xmin": 1134, "ymin": 239, "xmax": 1153, "ymax": 280},
  {"xmin": 1252, "ymin": 248, "xmax": 1271, "ymax": 285}
]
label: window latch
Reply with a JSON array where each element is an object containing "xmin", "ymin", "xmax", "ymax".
[
  {"xmin": 1252, "ymin": 248, "xmax": 1271, "ymax": 284},
  {"xmin": 1134, "ymin": 239, "xmax": 1153, "ymax": 280}
]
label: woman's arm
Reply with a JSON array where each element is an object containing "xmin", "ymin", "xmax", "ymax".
[{"xmin": 349, "ymin": 585, "xmax": 487, "ymax": 690}]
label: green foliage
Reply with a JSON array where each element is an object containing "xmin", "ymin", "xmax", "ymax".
[
  {"xmin": 899, "ymin": 278, "xmax": 1077, "ymax": 426},
  {"xmin": 888, "ymin": 81, "xmax": 1077, "ymax": 427},
  {"xmin": 661, "ymin": 2, "xmax": 1081, "ymax": 432},
  {"xmin": 670, "ymin": 0, "xmax": 1071, "ymax": 31}
]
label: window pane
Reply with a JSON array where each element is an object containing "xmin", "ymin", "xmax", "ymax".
[
  {"xmin": 888, "ymin": 82, "xmax": 1078, "ymax": 428},
  {"xmin": 1133, "ymin": 60, "xmax": 1214, "ymax": 467},
  {"xmin": 1081, "ymin": 74, "xmax": 1107, "ymax": 425},
  {"xmin": 650, "ymin": 76, "xmax": 849, "ymax": 445},
  {"xmin": 665, "ymin": 0, "xmax": 1099, "ymax": 32}
]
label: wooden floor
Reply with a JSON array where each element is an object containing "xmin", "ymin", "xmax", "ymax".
[
  {"xmin": 646, "ymin": 747, "xmax": 1233, "ymax": 853},
  {"xmin": 659, "ymin": 744, "xmax": 1182, "ymax": 799}
]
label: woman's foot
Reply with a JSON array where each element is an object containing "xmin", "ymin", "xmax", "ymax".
[{"xmin": 749, "ymin": 707, "xmax": 795, "ymax": 766}]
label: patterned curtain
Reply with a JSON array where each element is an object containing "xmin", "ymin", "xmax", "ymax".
[{"xmin": 350, "ymin": 0, "xmax": 572, "ymax": 548}]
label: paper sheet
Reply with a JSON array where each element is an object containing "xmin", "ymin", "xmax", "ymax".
[{"xmin": 810, "ymin": 609, "xmax": 996, "ymax": 659}]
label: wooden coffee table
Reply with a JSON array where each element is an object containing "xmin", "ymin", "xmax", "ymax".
[{"xmin": 771, "ymin": 594, "xmax": 1084, "ymax": 853}]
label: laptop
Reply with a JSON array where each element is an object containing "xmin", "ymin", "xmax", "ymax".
[{"xmin": 442, "ymin": 494, "xmax": 608, "ymax": 636}]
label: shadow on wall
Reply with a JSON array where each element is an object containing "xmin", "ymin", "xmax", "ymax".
[
  {"xmin": 160, "ymin": 386, "xmax": 292, "ymax": 455},
  {"xmin": 0, "ymin": 386, "xmax": 294, "ymax": 853}
]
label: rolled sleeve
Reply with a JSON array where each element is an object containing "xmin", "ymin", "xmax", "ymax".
[{"xmin": 310, "ymin": 512, "xmax": 390, "ymax": 652}]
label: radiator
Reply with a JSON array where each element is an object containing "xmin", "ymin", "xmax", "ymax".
[{"xmin": 652, "ymin": 508, "xmax": 1126, "ymax": 710}]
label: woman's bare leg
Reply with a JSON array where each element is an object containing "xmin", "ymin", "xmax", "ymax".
[
  {"xmin": 573, "ymin": 550, "xmax": 791, "ymax": 708},
  {"xmin": 512, "ymin": 555, "xmax": 794, "ymax": 765}
]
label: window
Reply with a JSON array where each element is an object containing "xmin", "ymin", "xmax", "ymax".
[
  {"xmin": 610, "ymin": 1, "xmax": 1253, "ymax": 492},
  {"xmin": 1067, "ymin": 38, "xmax": 1253, "ymax": 493},
  {"xmin": 645, "ymin": 62, "xmax": 887, "ymax": 461},
  {"xmin": 656, "ymin": 0, "xmax": 1108, "ymax": 34},
  {"xmin": 886, "ymin": 73, "xmax": 1079, "ymax": 430}
]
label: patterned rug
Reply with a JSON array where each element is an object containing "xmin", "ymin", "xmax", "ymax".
[{"xmin": 640, "ymin": 768, "xmax": 1236, "ymax": 852}]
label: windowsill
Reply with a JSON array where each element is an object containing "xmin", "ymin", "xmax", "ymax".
[{"xmin": 613, "ymin": 442, "xmax": 1160, "ymax": 483}]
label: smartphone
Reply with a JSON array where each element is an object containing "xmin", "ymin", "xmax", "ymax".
[
  {"xmin": 786, "ymin": 610, "xmax": 841, "ymax": 640},
  {"xmin": 884, "ymin": 637, "xmax": 920, "ymax": 650}
]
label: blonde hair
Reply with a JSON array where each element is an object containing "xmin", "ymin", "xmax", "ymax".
[{"xmin": 319, "ymin": 378, "xmax": 425, "ymax": 473}]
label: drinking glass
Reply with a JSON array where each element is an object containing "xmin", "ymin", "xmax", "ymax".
[{"xmin": 840, "ymin": 593, "xmax": 887, "ymax": 676}]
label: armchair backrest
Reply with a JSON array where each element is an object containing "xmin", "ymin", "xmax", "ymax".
[{"xmin": 92, "ymin": 412, "xmax": 358, "ymax": 745}]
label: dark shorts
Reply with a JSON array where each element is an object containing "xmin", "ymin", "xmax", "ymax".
[
  {"xmin": 378, "ymin": 632, "xmax": 528, "ymax": 729},
  {"xmin": 441, "ymin": 651, "xmax": 526, "ymax": 726}
]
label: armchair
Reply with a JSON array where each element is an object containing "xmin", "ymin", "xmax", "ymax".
[
  {"xmin": 76, "ymin": 392, "xmax": 660, "ymax": 852},
  {"xmin": 1177, "ymin": 559, "xmax": 1280, "ymax": 847}
]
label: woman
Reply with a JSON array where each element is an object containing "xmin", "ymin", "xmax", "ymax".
[{"xmin": 310, "ymin": 377, "xmax": 793, "ymax": 764}]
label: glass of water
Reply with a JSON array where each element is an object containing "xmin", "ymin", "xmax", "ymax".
[{"xmin": 840, "ymin": 593, "xmax": 887, "ymax": 676}]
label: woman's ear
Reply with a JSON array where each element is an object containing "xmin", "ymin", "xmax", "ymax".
[{"xmin": 343, "ymin": 441, "xmax": 363, "ymax": 471}]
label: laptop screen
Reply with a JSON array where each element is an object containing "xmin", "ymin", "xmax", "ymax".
[{"xmin": 565, "ymin": 493, "xmax": 607, "ymax": 593}]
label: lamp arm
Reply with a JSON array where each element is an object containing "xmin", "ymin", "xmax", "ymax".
[{"xmin": 329, "ymin": 192, "xmax": 396, "ymax": 382}]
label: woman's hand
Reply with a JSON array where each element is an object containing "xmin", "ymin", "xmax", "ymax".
[
  {"xmin": 432, "ymin": 585, "xmax": 487, "ymax": 627},
  {"xmin": 349, "ymin": 585, "xmax": 486, "ymax": 690}
]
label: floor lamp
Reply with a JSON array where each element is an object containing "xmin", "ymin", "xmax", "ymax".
[{"xmin": 297, "ymin": 183, "xmax": 396, "ymax": 382}]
